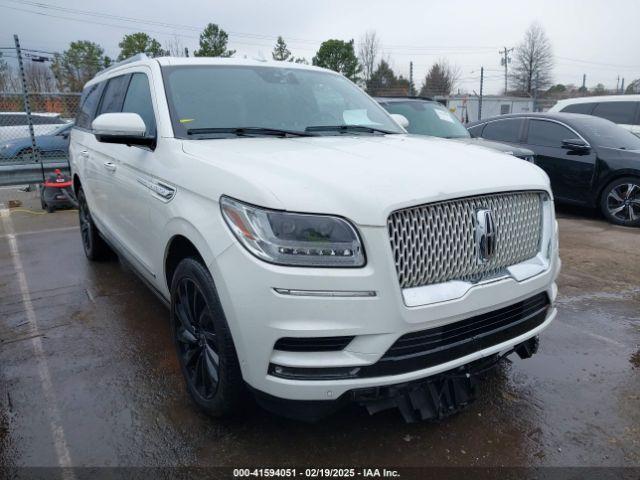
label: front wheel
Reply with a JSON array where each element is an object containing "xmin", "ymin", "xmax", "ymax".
[
  {"xmin": 600, "ymin": 177, "xmax": 640, "ymax": 227},
  {"xmin": 170, "ymin": 258, "xmax": 245, "ymax": 417}
]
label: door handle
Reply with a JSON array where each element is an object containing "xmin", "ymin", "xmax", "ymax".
[
  {"xmin": 103, "ymin": 161, "xmax": 117, "ymax": 172},
  {"xmin": 79, "ymin": 150, "xmax": 89, "ymax": 158}
]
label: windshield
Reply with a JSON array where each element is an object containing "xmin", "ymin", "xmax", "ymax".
[
  {"xmin": 162, "ymin": 65, "xmax": 404, "ymax": 138},
  {"xmin": 380, "ymin": 100, "xmax": 470, "ymax": 139},
  {"xmin": 53, "ymin": 123, "xmax": 73, "ymax": 135},
  {"xmin": 577, "ymin": 116, "xmax": 640, "ymax": 150}
]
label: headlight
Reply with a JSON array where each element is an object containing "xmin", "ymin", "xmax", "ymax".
[
  {"xmin": 220, "ymin": 196, "xmax": 365, "ymax": 267},
  {"xmin": 523, "ymin": 155, "xmax": 535, "ymax": 163}
]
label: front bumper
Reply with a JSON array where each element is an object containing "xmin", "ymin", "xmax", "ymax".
[{"xmin": 209, "ymin": 216, "xmax": 561, "ymax": 402}]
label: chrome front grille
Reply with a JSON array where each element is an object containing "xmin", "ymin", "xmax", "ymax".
[{"xmin": 388, "ymin": 191, "xmax": 544, "ymax": 289}]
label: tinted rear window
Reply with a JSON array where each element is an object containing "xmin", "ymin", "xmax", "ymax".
[
  {"xmin": 481, "ymin": 119, "xmax": 523, "ymax": 143},
  {"xmin": 591, "ymin": 101, "xmax": 638, "ymax": 125},
  {"xmin": 561, "ymin": 103, "xmax": 595, "ymax": 114}
]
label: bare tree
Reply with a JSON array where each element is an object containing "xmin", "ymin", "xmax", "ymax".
[
  {"xmin": 166, "ymin": 34, "xmax": 187, "ymax": 57},
  {"xmin": 0, "ymin": 54, "xmax": 10, "ymax": 92},
  {"xmin": 24, "ymin": 62, "xmax": 57, "ymax": 92},
  {"xmin": 509, "ymin": 22, "xmax": 553, "ymax": 95},
  {"xmin": 419, "ymin": 59, "xmax": 461, "ymax": 97},
  {"xmin": 358, "ymin": 30, "xmax": 381, "ymax": 86}
]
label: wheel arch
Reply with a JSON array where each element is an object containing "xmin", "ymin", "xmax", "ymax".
[
  {"xmin": 596, "ymin": 169, "xmax": 640, "ymax": 205},
  {"xmin": 73, "ymin": 173, "xmax": 82, "ymax": 195}
]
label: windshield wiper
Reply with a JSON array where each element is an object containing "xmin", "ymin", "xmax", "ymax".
[
  {"xmin": 186, "ymin": 127, "xmax": 315, "ymax": 137},
  {"xmin": 305, "ymin": 125, "xmax": 396, "ymax": 135}
]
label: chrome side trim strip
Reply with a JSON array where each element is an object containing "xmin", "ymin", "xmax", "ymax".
[{"xmin": 274, "ymin": 288, "xmax": 377, "ymax": 298}]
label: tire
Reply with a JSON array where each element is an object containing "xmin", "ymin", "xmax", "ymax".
[
  {"xmin": 170, "ymin": 258, "xmax": 245, "ymax": 417},
  {"xmin": 599, "ymin": 177, "xmax": 640, "ymax": 227},
  {"xmin": 47, "ymin": 204, "xmax": 54, "ymax": 214},
  {"xmin": 77, "ymin": 188, "xmax": 112, "ymax": 260}
]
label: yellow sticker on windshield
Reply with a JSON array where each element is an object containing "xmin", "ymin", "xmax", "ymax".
[{"xmin": 179, "ymin": 118, "xmax": 195, "ymax": 123}]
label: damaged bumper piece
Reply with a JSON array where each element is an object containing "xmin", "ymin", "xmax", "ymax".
[{"xmin": 253, "ymin": 336, "xmax": 540, "ymax": 423}]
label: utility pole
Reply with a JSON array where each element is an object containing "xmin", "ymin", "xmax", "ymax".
[
  {"xmin": 616, "ymin": 75, "xmax": 620, "ymax": 93},
  {"xmin": 533, "ymin": 72, "xmax": 539, "ymax": 112},
  {"xmin": 14, "ymin": 34, "xmax": 43, "ymax": 183},
  {"xmin": 478, "ymin": 66, "xmax": 484, "ymax": 121},
  {"xmin": 621, "ymin": 78, "xmax": 625, "ymax": 93},
  {"xmin": 499, "ymin": 47, "xmax": 513, "ymax": 94},
  {"xmin": 409, "ymin": 61, "xmax": 414, "ymax": 96},
  {"xmin": 582, "ymin": 74, "xmax": 586, "ymax": 90}
]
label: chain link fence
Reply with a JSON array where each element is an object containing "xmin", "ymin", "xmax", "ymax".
[{"xmin": 0, "ymin": 38, "xmax": 80, "ymax": 187}]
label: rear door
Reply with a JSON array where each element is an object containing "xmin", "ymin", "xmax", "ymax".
[
  {"xmin": 523, "ymin": 119, "xmax": 596, "ymax": 203},
  {"xmin": 71, "ymin": 81, "xmax": 105, "ymax": 218},
  {"xmin": 88, "ymin": 74, "xmax": 131, "ymax": 234}
]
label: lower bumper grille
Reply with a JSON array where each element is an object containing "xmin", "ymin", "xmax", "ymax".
[
  {"xmin": 269, "ymin": 293, "xmax": 550, "ymax": 380},
  {"xmin": 273, "ymin": 336, "xmax": 354, "ymax": 352}
]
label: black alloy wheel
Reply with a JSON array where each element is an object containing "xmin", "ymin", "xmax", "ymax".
[
  {"xmin": 170, "ymin": 258, "xmax": 245, "ymax": 416},
  {"xmin": 174, "ymin": 276, "xmax": 221, "ymax": 400}
]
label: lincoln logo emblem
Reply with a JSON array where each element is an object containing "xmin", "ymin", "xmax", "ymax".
[{"xmin": 474, "ymin": 208, "xmax": 497, "ymax": 262}]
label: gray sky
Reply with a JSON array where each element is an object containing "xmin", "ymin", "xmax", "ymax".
[{"xmin": 1, "ymin": 0, "xmax": 639, "ymax": 94}]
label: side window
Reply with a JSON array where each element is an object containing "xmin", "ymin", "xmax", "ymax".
[
  {"xmin": 121, "ymin": 73, "xmax": 156, "ymax": 136},
  {"xmin": 482, "ymin": 119, "xmax": 523, "ymax": 143},
  {"xmin": 76, "ymin": 83, "xmax": 104, "ymax": 129},
  {"xmin": 561, "ymin": 103, "xmax": 595, "ymax": 115},
  {"xmin": 527, "ymin": 120, "xmax": 575, "ymax": 147},
  {"xmin": 467, "ymin": 124, "xmax": 484, "ymax": 137},
  {"xmin": 591, "ymin": 102, "xmax": 638, "ymax": 125},
  {"xmin": 97, "ymin": 75, "xmax": 130, "ymax": 116}
]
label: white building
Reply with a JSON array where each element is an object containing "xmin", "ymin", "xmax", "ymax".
[{"xmin": 437, "ymin": 95, "xmax": 535, "ymax": 124}]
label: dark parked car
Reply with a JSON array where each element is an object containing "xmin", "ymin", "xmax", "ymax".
[
  {"xmin": 0, "ymin": 122, "xmax": 72, "ymax": 161},
  {"xmin": 467, "ymin": 113, "xmax": 640, "ymax": 226},
  {"xmin": 376, "ymin": 96, "xmax": 535, "ymax": 161}
]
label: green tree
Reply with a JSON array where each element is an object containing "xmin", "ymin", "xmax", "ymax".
[
  {"xmin": 51, "ymin": 41, "xmax": 109, "ymax": 92},
  {"xmin": 118, "ymin": 32, "xmax": 167, "ymax": 60},
  {"xmin": 593, "ymin": 83, "xmax": 606, "ymax": 95},
  {"xmin": 366, "ymin": 60, "xmax": 408, "ymax": 96},
  {"xmin": 194, "ymin": 23, "xmax": 235, "ymax": 57},
  {"xmin": 419, "ymin": 59, "xmax": 460, "ymax": 97},
  {"xmin": 272, "ymin": 36, "xmax": 291, "ymax": 61},
  {"xmin": 312, "ymin": 39, "xmax": 361, "ymax": 82}
]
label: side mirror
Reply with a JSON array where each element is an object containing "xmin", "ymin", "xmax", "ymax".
[
  {"xmin": 561, "ymin": 138, "xmax": 590, "ymax": 152},
  {"xmin": 390, "ymin": 113, "xmax": 410, "ymax": 129},
  {"xmin": 92, "ymin": 113, "xmax": 155, "ymax": 148}
]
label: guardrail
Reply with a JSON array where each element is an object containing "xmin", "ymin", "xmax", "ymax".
[{"xmin": 0, "ymin": 159, "xmax": 70, "ymax": 187}]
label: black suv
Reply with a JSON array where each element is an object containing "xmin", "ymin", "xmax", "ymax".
[{"xmin": 467, "ymin": 112, "xmax": 640, "ymax": 227}]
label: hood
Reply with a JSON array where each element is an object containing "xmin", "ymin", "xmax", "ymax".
[
  {"xmin": 181, "ymin": 134, "xmax": 550, "ymax": 226},
  {"xmin": 451, "ymin": 137, "xmax": 533, "ymax": 158}
]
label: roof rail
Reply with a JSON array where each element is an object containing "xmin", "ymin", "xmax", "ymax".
[{"xmin": 99, "ymin": 53, "xmax": 149, "ymax": 75}]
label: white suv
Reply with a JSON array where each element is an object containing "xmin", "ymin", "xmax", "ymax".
[{"xmin": 70, "ymin": 55, "xmax": 560, "ymax": 422}]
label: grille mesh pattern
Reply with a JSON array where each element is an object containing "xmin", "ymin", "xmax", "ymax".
[{"xmin": 388, "ymin": 191, "xmax": 544, "ymax": 289}]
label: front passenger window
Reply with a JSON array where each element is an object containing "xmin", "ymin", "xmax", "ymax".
[
  {"xmin": 122, "ymin": 73, "xmax": 156, "ymax": 136},
  {"xmin": 527, "ymin": 120, "xmax": 575, "ymax": 148}
]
